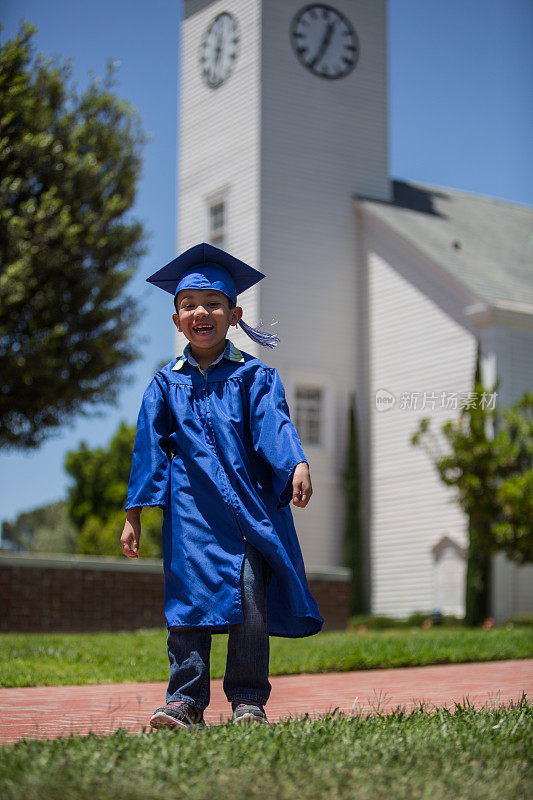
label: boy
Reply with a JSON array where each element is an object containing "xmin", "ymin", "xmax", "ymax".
[{"xmin": 121, "ymin": 242, "xmax": 323, "ymax": 730}]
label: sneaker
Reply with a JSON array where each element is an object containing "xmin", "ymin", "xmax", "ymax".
[
  {"xmin": 150, "ymin": 701, "xmax": 206, "ymax": 730},
  {"xmin": 231, "ymin": 700, "xmax": 269, "ymax": 725}
]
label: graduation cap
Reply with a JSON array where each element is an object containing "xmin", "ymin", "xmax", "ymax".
[{"xmin": 146, "ymin": 242, "xmax": 279, "ymax": 348}]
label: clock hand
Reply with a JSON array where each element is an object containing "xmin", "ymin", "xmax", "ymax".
[
  {"xmin": 214, "ymin": 32, "xmax": 223, "ymax": 64},
  {"xmin": 212, "ymin": 30, "xmax": 223, "ymax": 80},
  {"xmin": 310, "ymin": 21, "xmax": 335, "ymax": 69}
]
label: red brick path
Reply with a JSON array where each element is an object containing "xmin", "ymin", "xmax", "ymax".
[{"xmin": 1, "ymin": 659, "xmax": 531, "ymax": 744}]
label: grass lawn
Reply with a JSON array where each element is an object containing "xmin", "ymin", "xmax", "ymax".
[
  {"xmin": 0, "ymin": 625, "xmax": 531, "ymax": 688},
  {"xmin": 0, "ymin": 697, "xmax": 530, "ymax": 800}
]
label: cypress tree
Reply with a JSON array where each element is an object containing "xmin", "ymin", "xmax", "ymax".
[
  {"xmin": 463, "ymin": 342, "xmax": 493, "ymax": 625},
  {"xmin": 342, "ymin": 393, "xmax": 365, "ymax": 614}
]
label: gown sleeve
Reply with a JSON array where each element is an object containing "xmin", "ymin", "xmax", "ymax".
[
  {"xmin": 248, "ymin": 367, "xmax": 308, "ymax": 509},
  {"xmin": 125, "ymin": 374, "xmax": 171, "ymax": 510}
]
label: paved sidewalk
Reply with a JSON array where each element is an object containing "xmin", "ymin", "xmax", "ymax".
[{"xmin": 1, "ymin": 659, "xmax": 531, "ymax": 744}]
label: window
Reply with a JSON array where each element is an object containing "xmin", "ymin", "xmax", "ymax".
[
  {"xmin": 294, "ymin": 386, "xmax": 323, "ymax": 446},
  {"xmin": 209, "ymin": 199, "xmax": 226, "ymax": 248}
]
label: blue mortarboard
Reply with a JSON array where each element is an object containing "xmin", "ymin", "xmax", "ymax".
[
  {"xmin": 146, "ymin": 242, "xmax": 266, "ymax": 305},
  {"xmin": 146, "ymin": 243, "xmax": 279, "ymax": 348}
]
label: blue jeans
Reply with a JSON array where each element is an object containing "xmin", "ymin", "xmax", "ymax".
[{"xmin": 166, "ymin": 540, "xmax": 272, "ymax": 710}]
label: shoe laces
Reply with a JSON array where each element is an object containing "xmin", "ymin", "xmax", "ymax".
[
  {"xmin": 168, "ymin": 701, "xmax": 202, "ymax": 719},
  {"xmin": 232, "ymin": 700, "xmax": 264, "ymax": 712}
]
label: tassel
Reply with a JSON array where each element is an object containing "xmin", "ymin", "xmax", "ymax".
[{"xmin": 238, "ymin": 318, "xmax": 280, "ymax": 348}]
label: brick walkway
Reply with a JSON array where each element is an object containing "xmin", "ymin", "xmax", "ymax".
[{"xmin": 1, "ymin": 659, "xmax": 531, "ymax": 744}]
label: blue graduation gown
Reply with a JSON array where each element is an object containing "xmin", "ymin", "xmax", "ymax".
[{"xmin": 126, "ymin": 345, "xmax": 324, "ymax": 638}]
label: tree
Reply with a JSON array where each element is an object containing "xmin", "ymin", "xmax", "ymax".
[
  {"xmin": 491, "ymin": 394, "xmax": 533, "ymax": 564},
  {"xmin": 64, "ymin": 421, "xmax": 163, "ymax": 557},
  {"xmin": 0, "ymin": 23, "xmax": 147, "ymax": 449},
  {"xmin": 411, "ymin": 342, "xmax": 533, "ymax": 625},
  {"xmin": 1, "ymin": 500, "xmax": 77, "ymax": 553},
  {"xmin": 342, "ymin": 393, "xmax": 366, "ymax": 614}
]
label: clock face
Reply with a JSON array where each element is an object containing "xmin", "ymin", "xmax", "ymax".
[
  {"xmin": 200, "ymin": 12, "xmax": 239, "ymax": 88},
  {"xmin": 290, "ymin": 4, "xmax": 359, "ymax": 80}
]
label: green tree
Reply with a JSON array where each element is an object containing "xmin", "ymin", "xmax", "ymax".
[
  {"xmin": 1, "ymin": 500, "xmax": 77, "ymax": 553},
  {"xmin": 491, "ymin": 394, "xmax": 533, "ymax": 563},
  {"xmin": 342, "ymin": 393, "xmax": 366, "ymax": 614},
  {"xmin": 64, "ymin": 421, "xmax": 163, "ymax": 557},
  {"xmin": 0, "ymin": 23, "xmax": 147, "ymax": 450},
  {"xmin": 411, "ymin": 342, "xmax": 533, "ymax": 625}
]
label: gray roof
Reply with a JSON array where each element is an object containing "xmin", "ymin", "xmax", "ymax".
[{"xmin": 355, "ymin": 180, "xmax": 533, "ymax": 308}]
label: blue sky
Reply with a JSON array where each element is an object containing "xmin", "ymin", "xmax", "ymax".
[{"xmin": 1, "ymin": 0, "xmax": 532, "ymax": 532}]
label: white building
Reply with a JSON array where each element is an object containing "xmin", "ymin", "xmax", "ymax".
[{"xmin": 175, "ymin": 0, "xmax": 533, "ymax": 621}]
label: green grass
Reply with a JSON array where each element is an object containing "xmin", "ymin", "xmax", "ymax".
[
  {"xmin": 1, "ymin": 625, "xmax": 531, "ymax": 688},
  {"xmin": 0, "ymin": 697, "xmax": 531, "ymax": 799}
]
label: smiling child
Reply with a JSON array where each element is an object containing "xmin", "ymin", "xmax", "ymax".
[{"xmin": 121, "ymin": 242, "xmax": 323, "ymax": 729}]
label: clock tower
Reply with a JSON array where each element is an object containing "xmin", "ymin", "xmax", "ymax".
[{"xmin": 177, "ymin": 0, "xmax": 389, "ymax": 575}]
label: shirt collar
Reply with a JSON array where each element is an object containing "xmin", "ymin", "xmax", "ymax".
[{"xmin": 171, "ymin": 339, "xmax": 244, "ymax": 373}]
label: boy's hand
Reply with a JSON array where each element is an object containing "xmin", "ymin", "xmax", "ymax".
[
  {"xmin": 121, "ymin": 509, "xmax": 141, "ymax": 558},
  {"xmin": 292, "ymin": 462, "xmax": 312, "ymax": 508}
]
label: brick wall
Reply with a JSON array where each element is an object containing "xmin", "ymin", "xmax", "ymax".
[
  {"xmin": 308, "ymin": 576, "xmax": 351, "ymax": 633},
  {"xmin": 0, "ymin": 553, "xmax": 351, "ymax": 634}
]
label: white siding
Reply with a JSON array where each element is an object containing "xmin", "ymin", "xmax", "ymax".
[
  {"xmin": 258, "ymin": 0, "xmax": 390, "ymax": 568},
  {"xmin": 368, "ymin": 250, "xmax": 477, "ymax": 617},
  {"xmin": 177, "ymin": 0, "xmax": 262, "ymax": 357}
]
